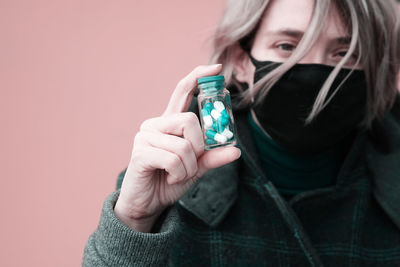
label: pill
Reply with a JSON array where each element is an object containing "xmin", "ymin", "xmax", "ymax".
[
  {"xmin": 201, "ymin": 109, "xmax": 213, "ymax": 128},
  {"xmin": 210, "ymin": 110, "xmax": 228, "ymax": 126},
  {"xmin": 212, "ymin": 122, "xmax": 224, "ymax": 133},
  {"xmin": 214, "ymin": 101, "xmax": 230, "ymax": 119},
  {"xmin": 203, "ymin": 102, "xmax": 214, "ymax": 113},
  {"xmin": 210, "ymin": 109, "xmax": 221, "ymax": 120},
  {"xmin": 205, "ymin": 129, "xmax": 227, "ymax": 144},
  {"xmin": 221, "ymin": 110, "xmax": 230, "ymax": 120},
  {"xmin": 221, "ymin": 128, "xmax": 234, "ymax": 139},
  {"xmin": 211, "ymin": 107, "xmax": 229, "ymax": 126},
  {"xmin": 213, "ymin": 101, "xmax": 225, "ymax": 112},
  {"xmin": 219, "ymin": 116, "xmax": 229, "ymax": 126},
  {"xmin": 205, "ymin": 138, "xmax": 217, "ymax": 145},
  {"xmin": 213, "ymin": 122, "xmax": 233, "ymax": 139}
]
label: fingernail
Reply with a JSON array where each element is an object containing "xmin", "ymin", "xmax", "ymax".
[{"xmin": 212, "ymin": 64, "xmax": 222, "ymax": 68}]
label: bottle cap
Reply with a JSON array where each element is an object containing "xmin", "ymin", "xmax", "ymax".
[{"xmin": 197, "ymin": 75, "xmax": 225, "ymax": 85}]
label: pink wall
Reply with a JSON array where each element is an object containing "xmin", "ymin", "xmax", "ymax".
[
  {"xmin": 1, "ymin": 1, "xmax": 399, "ymax": 267},
  {"xmin": 0, "ymin": 1, "xmax": 224, "ymax": 266}
]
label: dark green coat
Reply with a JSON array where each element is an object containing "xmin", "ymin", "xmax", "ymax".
[{"xmin": 83, "ymin": 95, "xmax": 400, "ymax": 266}]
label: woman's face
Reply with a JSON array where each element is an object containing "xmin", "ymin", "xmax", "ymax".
[{"xmin": 237, "ymin": 0, "xmax": 360, "ymax": 84}]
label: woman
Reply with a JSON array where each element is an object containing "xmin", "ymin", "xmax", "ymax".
[{"xmin": 83, "ymin": 0, "xmax": 400, "ymax": 266}]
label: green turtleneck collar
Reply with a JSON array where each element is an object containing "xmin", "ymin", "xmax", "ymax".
[{"xmin": 248, "ymin": 112, "xmax": 351, "ymax": 198}]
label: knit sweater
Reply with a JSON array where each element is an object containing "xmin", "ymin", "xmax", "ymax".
[{"xmin": 83, "ymin": 94, "xmax": 400, "ymax": 266}]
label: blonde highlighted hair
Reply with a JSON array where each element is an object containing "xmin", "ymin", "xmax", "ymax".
[{"xmin": 209, "ymin": 0, "xmax": 400, "ymax": 127}]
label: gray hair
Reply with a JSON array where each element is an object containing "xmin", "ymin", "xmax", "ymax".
[{"xmin": 209, "ymin": 0, "xmax": 400, "ymax": 127}]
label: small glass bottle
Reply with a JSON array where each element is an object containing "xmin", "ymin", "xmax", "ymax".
[{"xmin": 197, "ymin": 75, "xmax": 236, "ymax": 150}]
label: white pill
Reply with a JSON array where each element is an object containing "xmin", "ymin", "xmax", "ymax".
[
  {"xmin": 214, "ymin": 133, "xmax": 227, "ymax": 143},
  {"xmin": 211, "ymin": 109, "xmax": 221, "ymax": 120},
  {"xmin": 221, "ymin": 128, "xmax": 233, "ymax": 139},
  {"xmin": 213, "ymin": 101, "xmax": 225, "ymax": 113},
  {"xmin": 203, "ymin": 115, "xmax": 213, "ymax": 128}
]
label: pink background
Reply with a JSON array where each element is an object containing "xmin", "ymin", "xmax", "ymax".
[
  {"xmin": 1, "ymin": 1, "xmax": 399, "ymax": 267},
  {"xmin": 0, "ymin": 1, "xmax": 224, "ymax": 266}
]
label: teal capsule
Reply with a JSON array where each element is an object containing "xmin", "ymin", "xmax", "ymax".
[
  {"xmin": 221, "ymin": 109, "xmax": 230, "ymax": 120},
  {"xmin": 205, "ymin": 138, "xmax": 217, "ymax": 145},
  {"xmin": 212, "ymin": 122, "xmax": 225, "ymax": 133},
  {"xmin": 218, "ymin": 115, "xmax": 229, "ymax": 126},
  {"xmin": 205, "ymin": 129, "xmax": 227, "ymax": 143},
  {"xmin": 201, "ymin": 108, "xmax": 210, "ymax": 116},
  {"xmin": 203, "ymin": 102, "xmax": 214, "ymax": 113},
  {"xmin": 205, "ymin": 129, "xmax": 216, "ymax": 139}
]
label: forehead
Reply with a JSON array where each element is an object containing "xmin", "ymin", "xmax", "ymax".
[{"xmin": 259, "ymin": 0, "xmax": 348, "ymax": 38}]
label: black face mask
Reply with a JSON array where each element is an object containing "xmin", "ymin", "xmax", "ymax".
[{"xmin": 249, "ymin": 54, "xmax": 367, "ymax": 155}]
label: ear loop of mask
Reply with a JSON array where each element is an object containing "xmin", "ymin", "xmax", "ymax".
[
  {"xmin": 241, "ymin": 49, "xmax": 270, "ymax": 135},
  {"xmin": 246, "ymin": 51, "xmax": 282, "ymax": 107}
]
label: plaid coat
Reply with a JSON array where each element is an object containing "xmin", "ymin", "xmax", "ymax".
[{"xmin": 83, "ymin": 95, "xmax": 400, "ymax": 267}]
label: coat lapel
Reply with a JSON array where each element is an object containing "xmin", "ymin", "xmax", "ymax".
[
  {"xmin": 178, "ymin": 160, "xmax": 240, "ymax": 228},
  {"xmin": 178, "ymin": 110, "xmax": 261, "ymax": 228}
]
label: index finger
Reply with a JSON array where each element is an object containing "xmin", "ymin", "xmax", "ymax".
[{"xmin": 163, "ymin": 64, "xmax": 222, "ymax": 116}]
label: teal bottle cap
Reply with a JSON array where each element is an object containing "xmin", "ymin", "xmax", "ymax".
[{"xmin": 197, "ymin": 75, "xmax": 225, "ymax": 85}]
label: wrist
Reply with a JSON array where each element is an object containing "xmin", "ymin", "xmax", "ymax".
[{"xmin": 114, "ymin": 199, "xmax": 160, "ymax": 233}]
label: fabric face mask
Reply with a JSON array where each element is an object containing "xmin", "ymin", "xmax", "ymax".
[{"xmin": 249, "ymin": 54, "xmax": 367, "ymax": 155}]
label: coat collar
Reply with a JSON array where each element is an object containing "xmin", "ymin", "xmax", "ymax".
[
  {"xmin": 178, "ymin": 110, "xmax": 253, "ymax": 228},
  {"xmin": 367, "ymin": 95, "xmax": 400, "ymax": 229},
  {"xmin": 179, "ymin": 96, "xmax": 400, "ymax": 229},
  {"xmin": 178, "ymin": 160, "xmax": 240, "ymax": 228}
]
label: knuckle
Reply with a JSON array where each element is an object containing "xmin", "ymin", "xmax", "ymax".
[
  {"xmin": 166, "ymin": 154, "xmax": 181, "ymax": 170},
  {"xmin": 130, "ymin": 149, "xmax": 141, "ymax": 164},
  {"xmin": 165, "ymin": 155, "xmax": 178, "ymax": 169},
  {"xmin": 201, "ymin": 154, "xmax": 212, "ymax": 169},
  {"xmin": 133, "ymin": 132, "xmax": 144, "ymax": 145},
  {"xmin": 189, "ymin": 164, "xmax": 199, "ymax": 178},
  {"xmin": 198, "ymin": 140, "xmax": 205, "ymax": 151},
  {"xmin": 139, "ymin": 118, "xmax": 154, "ymax": 131},
  {"xmin": 139, "ymin": 120, "xmax": 148, "ymax": 131},
  {"xmin": 176, "ymin": 77, "xmax": 187, "ymax": 89},
  {"xmin": 183, "ymin": 112, "xmax": 199, "ymax": 125},
  {"xmin": 178, "ymin": 139, "xmax": 192, "ymax": 155},
  {"xmin": 193, "ymin": 65, "xmax": 206, "ymax": 74},
  {"xmin": 176, "ymin": 65, "xmax": 211, "ymax": 91}
]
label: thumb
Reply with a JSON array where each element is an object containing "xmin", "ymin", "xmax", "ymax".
[{"xmin": 196, "ymin": 146, "xmax": 241, "ymax": 178}]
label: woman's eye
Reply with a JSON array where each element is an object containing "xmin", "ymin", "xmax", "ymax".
[
  {"xmin": 332, "ymin": 49, "xmax": 360, "ymax": 67},
  {"xmin": 336, "ymin": 51, "xmax": 348, "ymax": 57},
  {"xmin": 335, "ymin": 50, "xmax": 358, "ymax": 59},
  {"xmin": 277, "ymin": 43, "xmax": 296, "ymax": 52}
]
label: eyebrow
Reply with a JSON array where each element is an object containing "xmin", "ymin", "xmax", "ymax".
[
  {"xmin": 265, "ymin": 29, "xmax": 304, "ymax": 39},
  {"xmin": 265, "ymin": 28, "xmax": 352, "ymax": 44},
  {"xmin": 334, "ymin": 37, "xmax": 352, "ymax": 45}
]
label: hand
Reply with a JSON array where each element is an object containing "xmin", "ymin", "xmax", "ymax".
[{"xmin": 114, "ymin": 64, "xmax": 241, "ymax": 232}]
